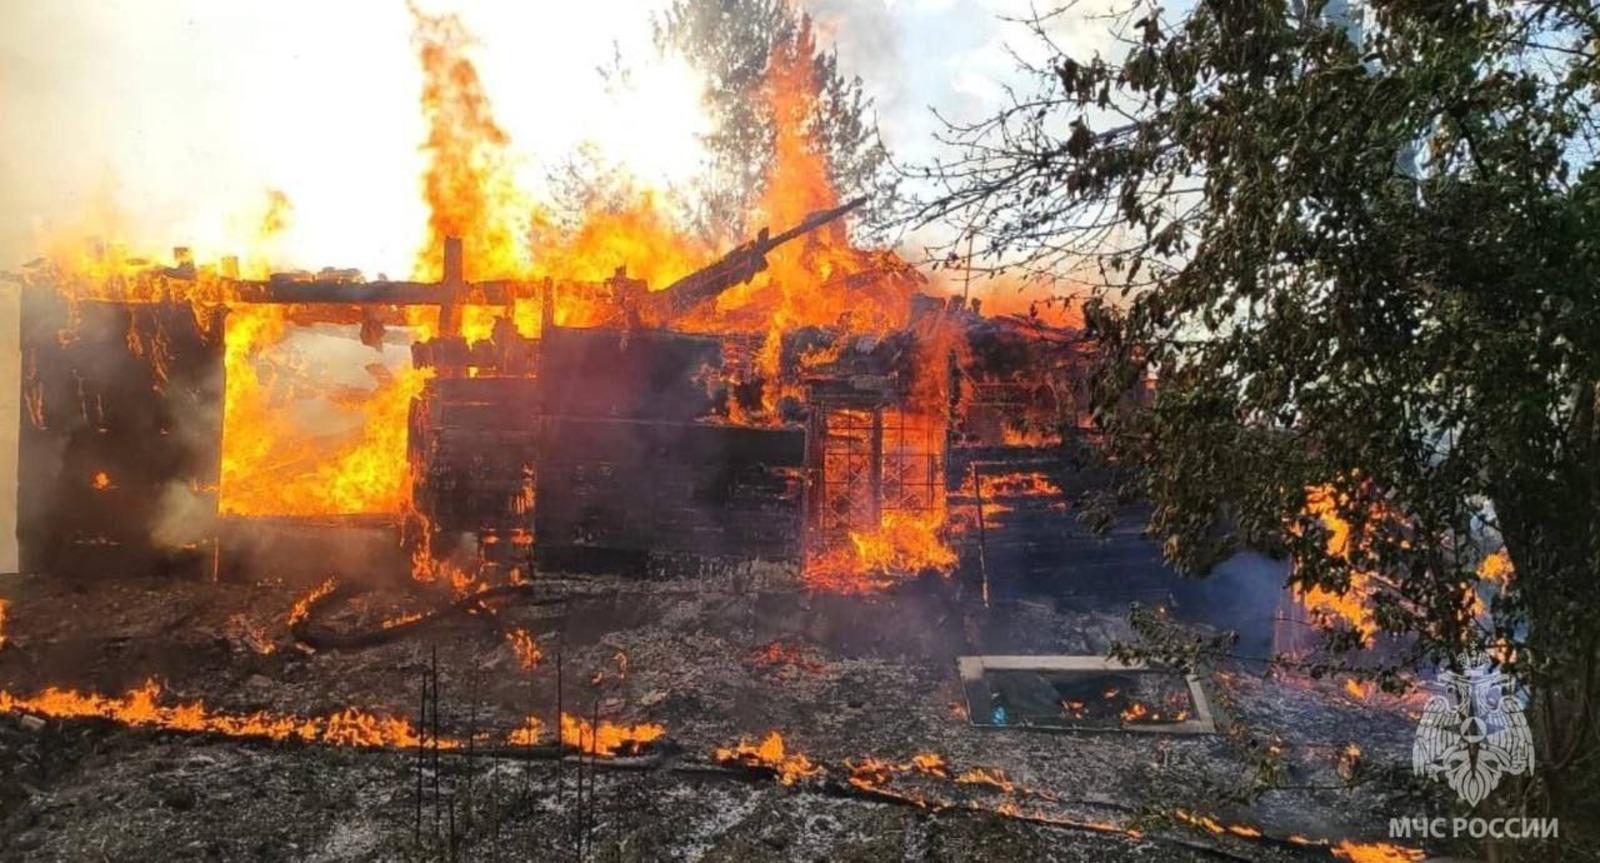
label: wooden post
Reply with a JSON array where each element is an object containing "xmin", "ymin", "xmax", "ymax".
[
  {"xmin": 438, "ymin": 236, "xmax": 464, "ymax": 338},
  {"xmin": 540, "ymin": 276, "xmax": 555, "ymax": 334}
]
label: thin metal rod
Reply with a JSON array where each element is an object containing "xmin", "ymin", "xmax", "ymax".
[
  {"xmin": 467, "ymin": 670, "xmax": 478, "ymax": 818},
  {"xmin": 415, "ymin": 666, "xmax": 426, "ymax": 843},
  {"xmin": 971, "ymin": 461, "xmax": 991, "ymax": 607},
  {"xmin": 556, "ymin": 646, "xmax": 564, "ymax": 807},
  {"xmin": 432, "ymin": 646, "xmax": 441, "ymax": 837},
  {"xmin": 588, "ymin": 693, "xmax": 600, "ymax": 859}
]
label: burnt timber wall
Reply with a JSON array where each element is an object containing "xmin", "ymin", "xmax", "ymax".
[
  {"xmin": 531, "ymin": 326, "xmax": 805, "ymax": 564},
  {"xmin": 410, "ymin": 377, "xmax": 540, "ymax": 536},
  {"xmin": 17, "ymin": 290, "xmax": 224, "ymax": 577}
]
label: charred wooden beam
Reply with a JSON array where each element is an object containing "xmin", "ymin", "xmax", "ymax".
[
  {"xmin": 228, "ymin": 278, "xmax": 543, "ymax": 306},
  {"xmin": 637, "ymin": 196, "xmax": 866, "ymax": 325}
]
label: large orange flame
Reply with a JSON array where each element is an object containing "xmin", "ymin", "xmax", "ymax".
[
  {"xmin": 1292, "ymin": 485, "xmax": 1381, "ymax": 645},
  {"xmin": 219, "ymin": 305, "xmax": 431, "ymax": 516},
  {"xmin": 411, "ymin": 7, "xmax": 530, "ymax": 282},
  {"xmin": 683, "ymin": 18, "xmax": 920, "ymax": 400}
]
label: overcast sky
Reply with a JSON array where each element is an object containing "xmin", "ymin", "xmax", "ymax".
[{"xmin": 0, "ymin": 0, "xmax": 1125, "ymax": 569}]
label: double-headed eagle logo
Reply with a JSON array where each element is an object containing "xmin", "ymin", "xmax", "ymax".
[{"xmin": 1412, "ymin": 651, "xmax": 1535, "ymax": 806}]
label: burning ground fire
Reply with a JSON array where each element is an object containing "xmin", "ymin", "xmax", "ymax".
[
  {"xmin": 0, "ymin": 675, "xmax": 1425, "ymax": 859},
  {"xmin": 749, "ymin": 640, "xmax": 825, "ymax": 675},
  {"xmin": 0, "ymin": 679, "xmax": 433, "ymax": 749},
  {"xmin": 710, "ymin": 734, "xmax": 1423, "ymax": 859},
  {"xmin": 0, "ymin": 677, "xmax": 669, "ymax": 760}
]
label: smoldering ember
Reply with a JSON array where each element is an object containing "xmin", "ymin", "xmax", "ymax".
[{"xmin": 1, "ymin": 2, "xmax": 1597, "ymax": 862}]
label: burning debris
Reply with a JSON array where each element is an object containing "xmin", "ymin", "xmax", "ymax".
[
  {"xmin": 715, "ymin": 731, "xmax": 824, "ymax": 785},
  {"xmin": 286, "ymin": 577, "xmax": 337, "ymax": 628},
  {"xmin": 505, "ymin": 628, "xmax": 542, "ymax": 670},
  {"xmin": 558, "ymin": 714, "xmax": 666, "ymax": 758}
]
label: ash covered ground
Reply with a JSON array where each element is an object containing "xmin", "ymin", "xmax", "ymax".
[{"xmin": 0, "ymin": 544, "xmax": 1447, "ymax": 862}]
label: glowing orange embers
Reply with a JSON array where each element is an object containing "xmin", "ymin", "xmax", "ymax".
[
  {"xmin": 749, "ymin": 640, "xmax": 825, "ymax": 674},
  {"xmin": 974, "ymin": 470, "xmax": 1062, "ymax": 506},
  {"xmin": 0, "ymin": 598, "xmax": 9, "ymax": 649},
  {"xmin": 0, "ymin": 679, "xmax": 436, "ymax": 749},
  {"xmin": 558, "ymin": 713, "xmax": 665, "ymax": 758},
  {"xmin": 381, "ymin": 612, "xmax": 423, "ymax": 630},
  {"xmin": 715, "ymin": 731, "xmax": 825, "ymax": 785},
  {"xmin": 1343, "ymin": 679, "xmax": 1375, "ymax": 702},
  {"xmin": 1171, "ymin": 810, "xmax": 1270, "ymax": 840},
  {"xmin": 1000, "ymin": 426, "xmax": 1061, "ymax": 447},
  {"xmin": 844, "ymin": 752, "xmax": 950, "ymax": 792}
]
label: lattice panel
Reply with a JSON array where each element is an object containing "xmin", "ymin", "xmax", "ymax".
[{"xmin": 814, "ymin": 406, "xmax": 945, "ymax": 537}]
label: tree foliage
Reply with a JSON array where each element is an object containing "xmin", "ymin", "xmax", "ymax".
[
  {"xmin": 915, "ymin": 0, "xmax": 1600, "ymax": 830},
  {"xmin": 654, "ymin": 0, "xmax": 898, "ymax": 238}
]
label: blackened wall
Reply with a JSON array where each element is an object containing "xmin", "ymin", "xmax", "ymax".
[{"xmin": 17, "ymin": 289, "xmax": 224, "ymax": 577}]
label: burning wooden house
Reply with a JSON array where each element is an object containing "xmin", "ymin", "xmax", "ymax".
[{"xmin": 9, "ymin": 201, "xmax": 1102, "ymax": 591}]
